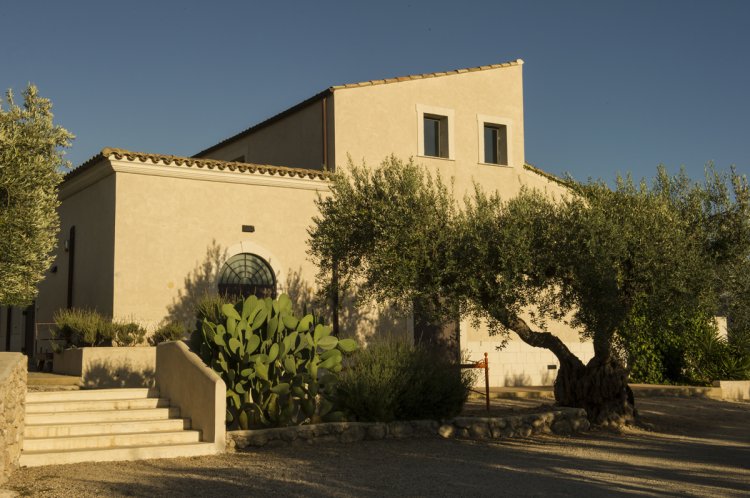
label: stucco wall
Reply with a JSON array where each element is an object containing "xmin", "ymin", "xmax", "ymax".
[
  {"xmin": 0, "ymin": 352, "xmax": 26, "ymax": 485},
  {"xmin": 110, "ymin": 161, "xmax": 327, "ymax": 327},
  {"xmin": 331, "ymin": 64, "xmax": 553, "ymax": 201},
  {"xmin": 200, "ymin": 98, "xmax": 329, "ymax": 171},
  {"xmin": 156, "ymin": 341, "xmax": 225, "ymax": 451},
  {"xmin": 0, "ymin": 307, "xmax": 26, "ymax": 353},
  {"xmin": 36, "ymin": 169, "xmax": 117, "ymax": 326}
]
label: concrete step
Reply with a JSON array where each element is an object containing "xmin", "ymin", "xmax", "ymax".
[
  {"xmin": 25, "ymin": 418, "xmax": 191, "ymax": 438},
  {"xmin": 26, "ymin": 397, "xmax": 170, "ymax": 414},
  {"xmin": 26, "ymin": 406, "xmax": 180, "ymax": 425},
  {"xmin": 27, "ymin": 372, "xmax": 82, "ymax": 387},
  {"xmin": 23, "ymin": 430, "xmax": 202, "ymax": 452},
  {"xmin": 19, "ymin": 442, "xmax": 217, "ymax": 467},
  {"xmin": 26, "ymin": 388, "xmax": 158, "ymax": 403}
]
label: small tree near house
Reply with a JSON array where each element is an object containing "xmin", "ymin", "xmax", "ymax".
[
  {"xmin": 308, "ymin": 157, "xmax": 750, "ymax": 425},
  {"xmin": 0, "ymin": 85, "xmax": 73, "ymax": 306}
]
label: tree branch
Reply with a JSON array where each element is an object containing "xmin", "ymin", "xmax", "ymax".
[{"xmin": 507, "ymin": 316, "xmax": 585, "ymax": 368}]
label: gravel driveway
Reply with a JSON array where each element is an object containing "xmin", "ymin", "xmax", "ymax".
[{"xmin": 7, "ymin": 397, "xmax": 750, "ymax": 497}]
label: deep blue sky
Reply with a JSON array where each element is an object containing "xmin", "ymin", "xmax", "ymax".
[{"xmin": 2, "ymin": 0, "xmax": 748, "ymax": 183}]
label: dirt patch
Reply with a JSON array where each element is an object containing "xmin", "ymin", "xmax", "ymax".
[{"xmin": 460, "ymin": 397, "xmax": 557, "ymax": 418}]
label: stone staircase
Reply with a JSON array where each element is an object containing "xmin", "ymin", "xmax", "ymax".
[{"xmin": 21, "ymin": 388, "xmax": 216, "ymax": 467}]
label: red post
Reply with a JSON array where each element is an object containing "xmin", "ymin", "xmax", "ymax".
[{"xmin": 484, "ymin": 352, "xmax": 490, "ymax": 412}]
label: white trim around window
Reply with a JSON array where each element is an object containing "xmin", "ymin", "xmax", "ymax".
[
  {"xmin": 477, "ymin": 114, "xmax": 513, "ymax": 167},
  {"xmin": 417, "ymin": 104, "xmax": 455, "ymax": 160}
]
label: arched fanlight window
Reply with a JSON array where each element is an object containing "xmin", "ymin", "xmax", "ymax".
[{"xmin": 217, "ymin": 253, "xmax": 276, "ymax": 299}]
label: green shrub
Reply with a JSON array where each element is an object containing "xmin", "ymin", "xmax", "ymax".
[
  {"xmin": 685, "ymin": 326, "xmax": 750, "ymax": 384},
  {"xmin": 53, "ymin": 308, "xmax": 114, "ymax": 348},
  {"xmin": 194, "ymin": 294, "xmax": 228, "ymax": 334},
  {"xmin": 149, "ymin": 321, "xmax": 186, "ymax": 346},
  {"xmin": 336, "ymin": 339, "xmax": 475, "ymax": 422},
  {"xmin": 53, "ymin": 309, "xmax": 146, "ymax": 348},
  {"xmin": 620, "ymin": 302, "xmax": 725, "ymax": 385},
  {"xmin": 190, "ymin": 293, "xmax": 357, "ymax": 429},
  {"xmin": 112, "ymin": 321, "xmax": 146, "ymax": 347}
]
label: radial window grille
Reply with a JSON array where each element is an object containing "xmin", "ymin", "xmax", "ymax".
[{"xmin": 217, "ymin": 253, "xmax": 276, "ymax": 299}]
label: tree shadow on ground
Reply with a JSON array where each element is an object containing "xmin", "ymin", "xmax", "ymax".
[
  {"xmin": 15, "ymin": 412, "xmax": 749, "ymax": 498},
  {"xmin": 9, "ymin": 398, "xmax": 748, "ymax": 497}
]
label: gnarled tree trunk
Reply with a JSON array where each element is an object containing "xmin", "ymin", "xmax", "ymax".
[
  {"xmin": 555, "ymin": 355, "xmax": 636, "ymax": 426},
  {"xmin": 508, "ymin": 316, "xmax": 636, "ymax": 426}
]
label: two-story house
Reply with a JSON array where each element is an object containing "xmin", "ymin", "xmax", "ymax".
[{"xmin": 1, "ymin": 59, "xmax": 594, "ymax": 386}]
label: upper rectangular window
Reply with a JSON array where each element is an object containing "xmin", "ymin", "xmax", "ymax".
[
  {"xmin": 424, "ymin": 115, "xmax": 448, "ymax": 158},
  {"xmin": 483, "ymin": 124, "xmax": 508, "ymax": 165},
  {"xmin": 477, "ymin": 114, "xmax": 512, "ymax": 167},
  {"xmin": 417, "ymin": 104, "xmax": 455, "ymax": 160}
]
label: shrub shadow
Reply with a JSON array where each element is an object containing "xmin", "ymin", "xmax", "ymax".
[{"xmin": 82, "ymin": 360, "xmax": 156, "ymax": 389}]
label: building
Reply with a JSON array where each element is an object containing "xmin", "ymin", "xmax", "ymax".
[{"xmin": 0, "ymin": 59, "xmax": 594, "ymax": 386}]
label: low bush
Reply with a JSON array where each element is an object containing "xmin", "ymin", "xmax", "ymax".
[
  {"xmin": 194, "ymin": 294, "xmax": 228, "ymax": 332},
  {"xmin": 112, "ymin": 321, "xmax": 146, "ymax": 347},
  {"xmin": 149, "ymin": 321, "xmax": 186, "ymax": 346},
  {"xmin": 53, "ymin": 308, "xmax": 114, "ymax": 348},
  {"xmin": 685, "ymin": 326, "xmax": 750, "ymax": 384},
  {"xmin": 53, "ymin": 309, "xmax": 146, "ymax": 348},
  {"xmin": 336, "ymin": 339, "xmax": 475, "ymax": 422}
]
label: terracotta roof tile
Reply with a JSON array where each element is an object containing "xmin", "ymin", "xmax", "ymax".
[{"xmin": 64, "ymin": 148, "xmax": 330, "ymax": 183}]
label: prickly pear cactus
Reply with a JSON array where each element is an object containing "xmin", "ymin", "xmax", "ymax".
[{"xmin": 191, "ymin": 293, "xmax": 357, "ymax": 429}]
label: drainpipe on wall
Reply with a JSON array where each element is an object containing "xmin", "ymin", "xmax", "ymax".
[{"xmin": 322, "ymin": 96, "xmax": 328, "ymax": 170}]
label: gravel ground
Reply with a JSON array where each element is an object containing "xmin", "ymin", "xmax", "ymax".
[{"xmin": 6, "ymin": 397, "xmax": 750, "ymax": 497}]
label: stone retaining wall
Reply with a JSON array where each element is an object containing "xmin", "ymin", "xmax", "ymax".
[
  {"xmin": 0, "ymin": 353, "xmax": 27, "ymax": 485},
  {"xmin": 227, "ymin": 407, "xmax": 588, "ymax": 451}
]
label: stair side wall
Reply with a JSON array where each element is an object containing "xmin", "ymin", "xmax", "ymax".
[
  {"xmin": 0, "ymin": 352, "xmax": 26, "ymax": 485},
  {"xmin": 156, "ymin": 341, "xmax": 225, "ymax": 452}
]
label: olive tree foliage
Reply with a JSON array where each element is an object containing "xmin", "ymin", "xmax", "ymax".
[
  {"xmin": 0, "ymin": 85, "xmax": 73, "ymax": 305},
  {"xmin": 309, "ymin": 156, "xmax": 750, "ymax": 425}
]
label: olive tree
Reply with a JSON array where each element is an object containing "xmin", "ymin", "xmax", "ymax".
[
  {"xmin": 309, "ymin": 157, "xmax": 749, "ymax": 425},
  {"xmin": 0, "ymin": 85, "xmax": 73, "ymax": 305}
]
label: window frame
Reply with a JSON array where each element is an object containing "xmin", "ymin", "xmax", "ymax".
[
  {"xmin": 417, "ymin": 104, "xmax": 455, "ymax": 160},
  {"xmin": 477, "ymin": 114, "xmax": 512, "ymax": 167}
]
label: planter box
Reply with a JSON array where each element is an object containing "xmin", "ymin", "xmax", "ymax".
[{"xmin": 53, "ymin": 347, "xmax": 156, "ymax": 388}]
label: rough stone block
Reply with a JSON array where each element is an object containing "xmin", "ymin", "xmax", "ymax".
[
  {"xmin": 469, "ymin": 422, "xmax": 490, "ymax": 439},
  {"xmin": 339, "ymin": 425, "xmax": 365, "ymax": 443},
  {"xmin": 551, "ymin": 419, "xmax": 572, "ymax": 435},
  {"xmin": 366, "ymin": 423, "xmax": 387, "ymax": 440},
  {"xmin": 388, "ymin": 422, "xmax": 414, "ymax": 438},
  {"xmin": 438, "ymin": 424, "xmax": 455, "ymax": 439},
  {"xmin": 280, "ymin": 428, "xmax": 298, "ymax": 442},
  {"xmin": 246, "ymin": 433, "xmax": 269, "ymax": 447},
  {"xmin": 570, "ymin": 418, "xmax": 590, "ymax": 433},
  {"xmin": 489, "ymin": 418, "xmax": 507, "ymax": 430},
  {"xmin": 452, "ymin": 417, "xmax": 472, "ymax": 429},
  {"xmin": 297, "ymin": 426, "xmax": 317, "ymax": 440}
]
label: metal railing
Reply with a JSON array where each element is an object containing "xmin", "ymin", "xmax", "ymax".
[{"xmin": 460, "ymin": 352, "xmax": 490, "ymax": 412}]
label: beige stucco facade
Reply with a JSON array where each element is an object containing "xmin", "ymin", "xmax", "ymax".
[
  {"xmin": 20, "ymin": 60, "xmax": 594, "ymax": 386},
  {"xmin": 195, "ymin": 59, "xmax": 592, "ymax": 385},
  {"xmin": 32, "ymin": 152, "xmax": 328, "ymax": 335}
]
